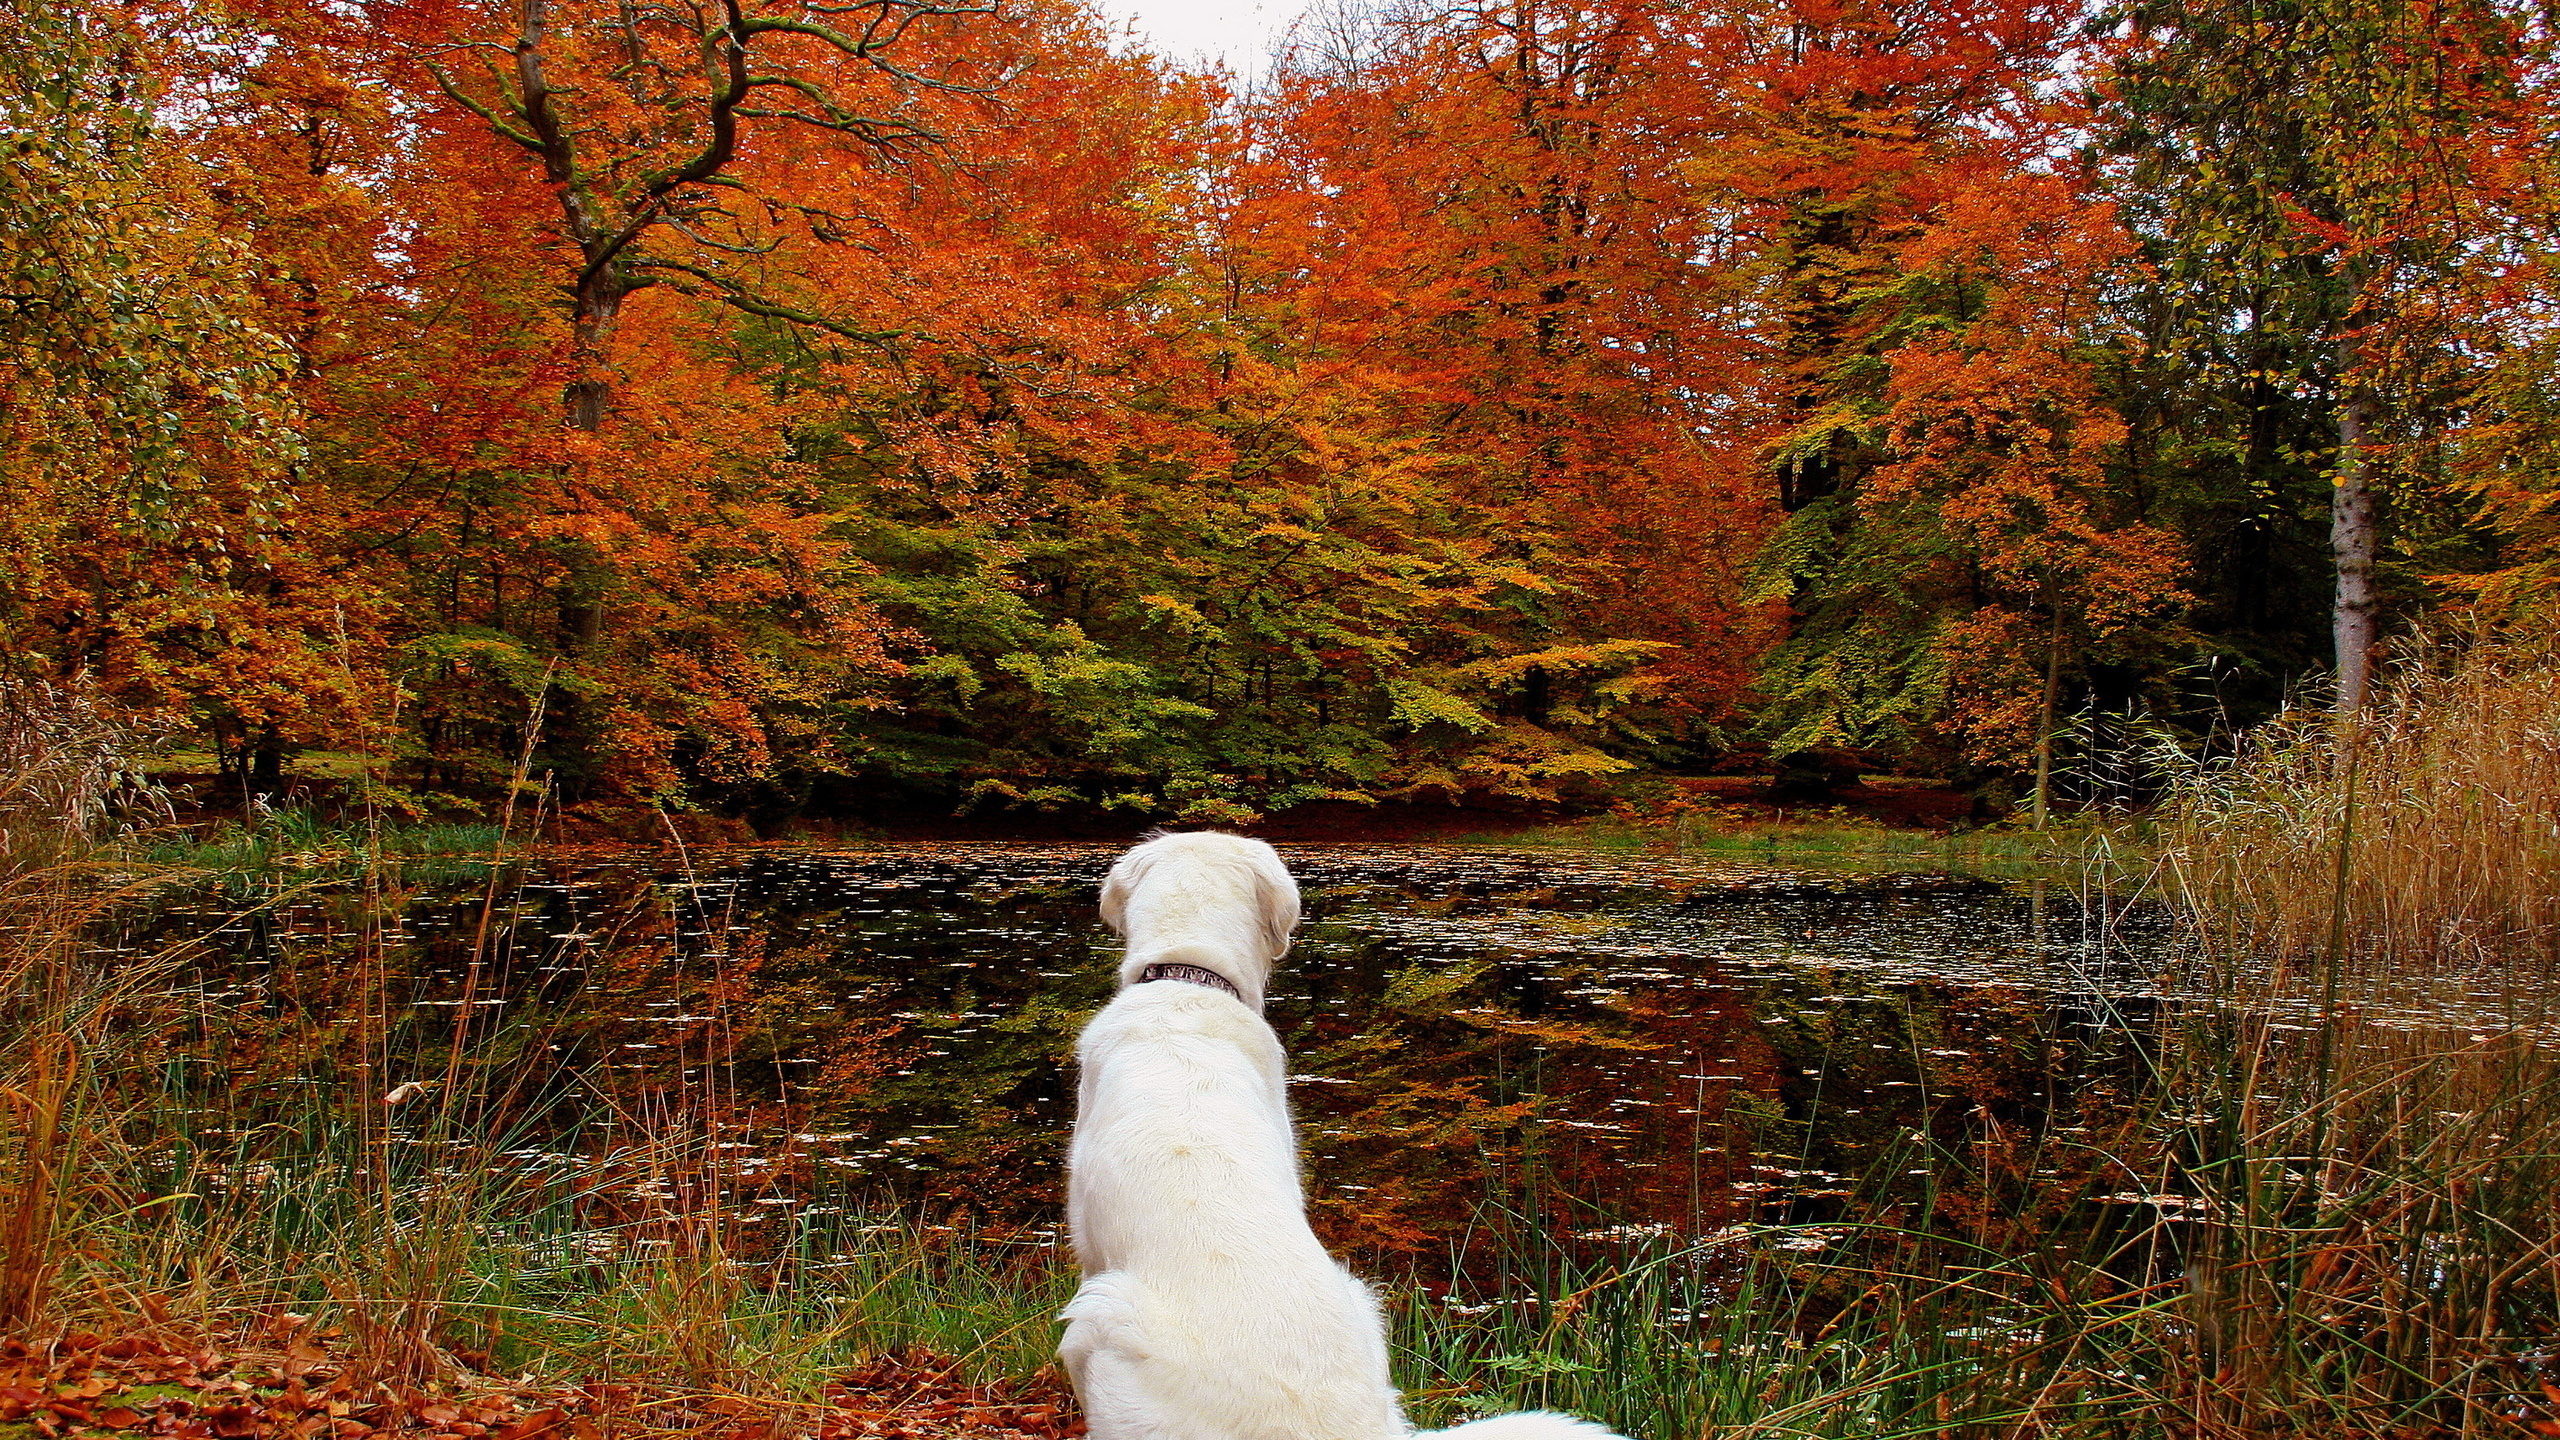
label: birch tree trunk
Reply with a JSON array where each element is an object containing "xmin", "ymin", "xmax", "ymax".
[
  {"xmin": 2029, "ymin": 597, "xmax": 2064, "ymax": 829},
  {"xmin": 2331, "ymin": 383, "xmax": 2379, "ymax": 711}
]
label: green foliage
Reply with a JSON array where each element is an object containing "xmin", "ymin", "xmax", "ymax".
[
  {"xmin": 0, "ymin": 8, "xmax": 299, "ymax": 518},
  {"xmin": 826, "ymin": 405, "xmax": 1660, "ymax": 817},
  {"xmin": 0, "ymin": 4, "xmax": 347, "ymax": 751}
]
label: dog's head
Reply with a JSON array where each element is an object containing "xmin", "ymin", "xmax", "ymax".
[{"xmin": 1098, "ymin": 830, "xmax": 1300, "ymax": 1006}]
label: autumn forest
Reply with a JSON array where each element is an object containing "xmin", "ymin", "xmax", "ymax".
[{"xmin": 7, "ymin": 0, "xmax": 2556, "ymax": 825}]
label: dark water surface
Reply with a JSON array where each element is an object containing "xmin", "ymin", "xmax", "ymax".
[{"xmin": 137, "ymin": 843, "xmax": 2181, "ymax": 1258}]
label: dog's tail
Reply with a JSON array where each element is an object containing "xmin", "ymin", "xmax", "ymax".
[{"xmin": 1417, "ymin": 1411, "xmax": 1629, "ymax": 1440}]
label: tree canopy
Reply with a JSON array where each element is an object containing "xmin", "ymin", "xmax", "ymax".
[{"xmin": 5, "ymin": 0, "xmax": 2555, "ymax": 822}]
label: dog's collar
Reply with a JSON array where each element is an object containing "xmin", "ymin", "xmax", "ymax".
[{"xmin": 1138, "ymin": 962, "xmax": 1243, "ymax": 1001}]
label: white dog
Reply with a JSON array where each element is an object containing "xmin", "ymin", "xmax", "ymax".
[{"xmin": 1060, "ymin": 831, "xmax": 1625, "ymax": 1440}]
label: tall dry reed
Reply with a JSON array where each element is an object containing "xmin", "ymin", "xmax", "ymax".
[
  {"xmin": 0, "ymin": 678, "xmax": 167, "ymax": 865},
  {"xmin": 2161, "ymin": 629, "xmax": 2560, "ymax": 993},
  {"xmin": 2135, "ymin": 627, "xmax": 2560, "ymax": 1435},
  {"xmin": 0, "ymin": 682, "xmax": 185, "ymax": 1331}
]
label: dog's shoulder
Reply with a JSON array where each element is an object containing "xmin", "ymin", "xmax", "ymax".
[{"xmin": 1080, "ymin": 983, "xmax": 1279, "ymax": 1059}]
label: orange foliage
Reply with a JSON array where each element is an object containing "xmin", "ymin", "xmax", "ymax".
[{"xmin": 9, "ymin": 0, "xmax": 2554, "ymax": 807}]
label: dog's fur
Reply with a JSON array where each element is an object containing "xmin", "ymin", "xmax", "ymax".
[{"xmin": 1060, "ymin": 831, "xmax": 1624, "ymax": 1440}]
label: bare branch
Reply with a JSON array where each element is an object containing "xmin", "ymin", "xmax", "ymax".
[
  {"xmin": 733, "ymin": 101, "xmax": 943, "ymax": 146},
  {"xmin": 630, "ymin": 257, "xmax": 911, "ymax": 347},
  {"xmin": 660, "ymin": 214, "xmax": 782, "ymax": 255},
  {"xmin": 727, "ymin": 16, "xmax": 990, "ymax": 93},
  {"xmin": 424, "ymin": 60, "xmax": 548, "ymax": 156}
]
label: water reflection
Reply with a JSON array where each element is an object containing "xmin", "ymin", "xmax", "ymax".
[{"xmin": 129, "ymin": 844, "xmax": 2180, "ymax": 1264}]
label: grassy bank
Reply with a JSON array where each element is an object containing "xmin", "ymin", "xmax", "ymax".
[
  {"xmin": 7, "ymin": 637, "xmax": 2560, "ymax": 1437},
  {"xmin": 1463, "ymin": 810, "xmax": 2140, "ymax": 878},
  {"xmin": 125, "ymin": 813, "xmax": 508, "ymax": 873},
  {"xmin": 12, "ymin": 944, "xmax": 2556, "ymax": 1437},
  {"xmin": 0, "ymin": 848, "xmax": 1078, "ymax": 1434}
]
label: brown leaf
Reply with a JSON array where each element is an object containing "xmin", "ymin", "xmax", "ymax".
[
  {"xmin": 207, "ymin": 1402, "xmax": 259, "ymax": 1437},
  {"xmin": 495, "ymin": 1405, "xmax": 567, "ymax": 1440},
  {"xmin": 97, "ymin": 1406, "xmax": 148, "ymax": 1429}
]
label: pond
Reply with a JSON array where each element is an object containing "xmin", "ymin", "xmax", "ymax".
[{"xmin": 132, "ymin": 842, "xmax": 2182, "ymax": 1268}]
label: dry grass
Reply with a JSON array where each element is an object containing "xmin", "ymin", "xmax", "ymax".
[
  {"xmin": 2129, "ymin": 627, "xmax": 2560, "ymax": 1435},
  {"xmin": 0, "ymin": 680, "xmax": 182, "ymax": 1330},
  {"xmin": 0, "ymin": 678, "xmax": 168, "ymax": 865},
  {"xmin": 2161, "ymin": 629, "xmax": 2560, "ymax": 996},
  {"xmin": 0, "ymin": 685, "xmax": 1068, "ymax": 1418},
  {"xmin": 2146, "ymin": 1016, "xmax": 2560, "ymax": 1434}
]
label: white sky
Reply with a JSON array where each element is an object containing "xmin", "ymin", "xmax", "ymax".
[{"xmin": 1084, "ymin": 0, "xmax": 1307, "ymax": 87}]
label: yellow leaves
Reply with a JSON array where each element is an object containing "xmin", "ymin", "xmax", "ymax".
[
  {"xmin": 1476, "ymin": 562, "xmax": 1560, "ymax": 595},
  {"xmin": 1384, "ymin": 678, "xmax": 1495, "ymax": 733},
  {"xmin": 1135, "ymin": 592, "xmax": 1212, "ymax": 633},
  {"xmin": 1452, "ymin": 639, "xmax": 1671, "ymax": 687},
  {"xmin": 1385, "ymin": 719, "xmax": 1635, "ymax": 803},
  {"xmin": 1766, "ymin": 397, "xmax": 1880, "ymax": 470}
]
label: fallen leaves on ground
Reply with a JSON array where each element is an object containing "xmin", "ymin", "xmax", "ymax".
[{"xmin": 0, "ymin": 1326, "xmax": 1083, "ymax": 1440}]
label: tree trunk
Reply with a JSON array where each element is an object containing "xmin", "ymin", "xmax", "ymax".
[
  {"xmin": 566, "ymin": 277, "xmax": 623, "ymax": 432},
  {"xmin": 2331, "ymin": 384, "xmax": 2379, "ymax": 711},
  {"xmin": 546, "ymin": 275, "xmax": 627, "ymax": 793},
  {"xmin": 249, "ymin": 724, "xmax": 286, "ymax": 799},
  {"xmin": 2030, "ymin": 602, "xmax": 2064, "ymax": 829}
]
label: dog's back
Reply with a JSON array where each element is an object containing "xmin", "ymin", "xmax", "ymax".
[{"xmin": 1063, "ymin": 982, "xmax": 1403, "ymax": 1440}]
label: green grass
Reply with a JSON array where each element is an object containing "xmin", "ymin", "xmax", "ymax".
[
  {"xmin": 141, "ymin": 749, "xmax": 381, "ymax": 781},
  {"xmin": 126, "ymin": 813, "xmax": 508, "ymax": 875},
  {"xmin": 69, "ymin": 1096, "xmax": 1074, "ymax": 1394},
  {"xmin": 1454, "ymin": 811, "xmax": 2146, "ymax": 880},
  {"xmin": 1388, "ymin": 1233, "xmax": 2170, "ymax": 1439}
]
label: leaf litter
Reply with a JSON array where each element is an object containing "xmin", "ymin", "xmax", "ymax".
[{"xmin": 0, "ymin": 1326, "xmax": 1083, "ymax": 1440}]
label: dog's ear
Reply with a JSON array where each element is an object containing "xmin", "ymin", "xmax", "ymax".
[
  {"xmin": 1098, "ymin": 853, "xmax": 1139, "ymax": 935},
  {"xmin": 1256, "ymin": 852, "xmax": 1302, "ymax": 960}
]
